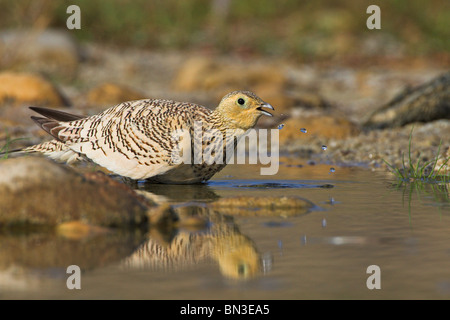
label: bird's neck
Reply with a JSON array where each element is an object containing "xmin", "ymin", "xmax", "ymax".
[
  {"xmin": 208, "ymin": 108, "xmax": 257, "ymax": 132},
  {"xmin": 206, "ymin": 109, "xmax": 229, "ymax": 131},
  {"xmin": 200, "ymin": 110, "xmax": 249, "ymax": 139}
]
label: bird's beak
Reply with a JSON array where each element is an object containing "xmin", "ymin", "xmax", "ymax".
[{"xmin": 256, "ymin": 103, "xmax": 274, "ymax": 117}]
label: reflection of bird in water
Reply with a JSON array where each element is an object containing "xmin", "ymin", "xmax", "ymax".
[
  {"xmin": 134, "ymin": 181, "xmax": 220, "ymax": 204},
  {"xmin": 21, "ymin": 91, "xmax": 274, "ymax": 184},
  {"xmin": 121, "ymin": 205, "xmax": 270, "ymax": 280}
]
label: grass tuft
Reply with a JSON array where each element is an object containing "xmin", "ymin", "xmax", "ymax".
[
  {"xmin": 382, "ymin": 127, "xmax": 449, "ymax": 184},
  {"xmin": 0, "ymin": 136, "xmax": 27, "ymax": 160}
]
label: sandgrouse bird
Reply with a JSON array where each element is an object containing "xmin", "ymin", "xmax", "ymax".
[{"xmin": 22, "ymin": 91, "xmax": 274, "ymax": 184}]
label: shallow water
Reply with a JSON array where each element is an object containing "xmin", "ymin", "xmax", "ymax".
[{"xmin": 1, "ymin": 159, "xmax": 449, "ymax": 300}]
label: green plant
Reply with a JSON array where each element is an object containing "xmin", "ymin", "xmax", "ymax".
[
  {"xmin": 0, "ymin": 136, "xmax": 27, "ymax": 160},
  {"xmin": 382, "ymin": 128, "xmax": 449, "ymax": 183},
  {"xmin": 389, "ymin": 179, "xmax": 449, "ymax": 225},
  {"xmin": 1, "ymin": 0, "xmax": 448, "ymax": 58}
]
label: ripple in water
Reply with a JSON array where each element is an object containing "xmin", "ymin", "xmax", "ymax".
[{"xmin": 234, "ymin": 182, "xmax": 334, "ymax": 189}]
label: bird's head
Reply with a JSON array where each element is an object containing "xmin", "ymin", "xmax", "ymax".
[{"xmin": 214, "ymin": 91, "xmax": 274, "ymax": 130}]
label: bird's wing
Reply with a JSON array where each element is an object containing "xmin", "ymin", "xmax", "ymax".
[{"xmin": 48, "ymin": 99, "xmax": 206, "ymax": 180}]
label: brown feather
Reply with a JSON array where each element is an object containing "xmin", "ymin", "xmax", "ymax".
[
  {"xmin": 29, "ymin": 106, "xmax": 85, "ymax": 122},
  {"xmin": 30, "ymin": 116, "xmax": 65, "ymax": 140}
]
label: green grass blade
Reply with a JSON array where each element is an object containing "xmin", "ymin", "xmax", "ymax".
[
  {"xmin": 0, "ymin": 136, "xmax": 27, "ymax": 159},
  {"xmin": 407, "ymin": 127, "xmax": 414, "ymax": 177},
  {"xmin": 426, "ymin": 140, "xmax": 443, "ymax": 179},
  {"xmin": 414, "ymin": 152, "xmax": 422, "ymax": 178}
]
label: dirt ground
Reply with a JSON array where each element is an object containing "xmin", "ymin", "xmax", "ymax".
[{"xmin": 0, "ymin": 32, "xmax": 448, "ymax": 175}]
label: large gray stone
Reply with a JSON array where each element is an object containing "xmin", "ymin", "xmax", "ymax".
[
  {"xmin": 0, "ymin": 157, "xmax": 153, "ymax": 229},
  {"xmin": 0, "ymin": 29, "xmax": 84, "ymax": 80}
]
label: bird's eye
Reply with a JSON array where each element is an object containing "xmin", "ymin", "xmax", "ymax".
[
  {"xmin": 237, "ymin": 263, "xmax": 247, "ymax": 276},
  {"xmin": 237, "ymin": 98, "xmax": 245, "ymax": 105}
]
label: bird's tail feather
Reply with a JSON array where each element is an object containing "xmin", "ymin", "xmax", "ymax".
[
  {"xmin": 0, "ymin": 148, "xmax": 27, "ymax": 158},
  {"xmin": 1, "ymin": 107, "xmax": 85, "ymax": 160},
  {"xmin": 1, "ymin": 140, "xmax": 81, "ymax": 163}
]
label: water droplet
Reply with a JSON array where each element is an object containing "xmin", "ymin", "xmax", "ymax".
[
  {"xmin": 329, "ymin": 167, "xmax": 336, "ymax": 173},
  {"xmin": 277, "ymin": 123, "xmax": 285, "ymax": 130},
  {"xmin": 278, "ymin": 240, "xmax": 283, "ymax": 249},
  {"xmin": 300, "ymin": 128, "xmax": 307, "ymax": 133},
  {"xmin": 301, "ymin": 235, "xmax": 307, "ymax": 245},
  {"xmin": 321, "ymin": 145, "xmax": 327, "ymax": 151},
  {"xmin": 262, "ymin": 252, "xmax": 273, "ymax": 273}
]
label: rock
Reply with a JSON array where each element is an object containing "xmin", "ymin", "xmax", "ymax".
[
  {"xmin": 172, "ymin": 56, "xmax": 294, "ymax": 126},
  {"xmin": 172, "ymin": 56, "xmax": 332, "ymax": 119},
  {"xmin": 86, "ymin": 82, "xmax": 147, "ymax": 106},
  {"xmin": 251, "ymin": 82, "xmax": 293, "ymax": 115},
  {"xmin": 172, "ymin": 56, "xmax": 288, "ymax": 93},
  {"xmin": 288, "ymin": 91, "xmax": 332, "ymax": 110},
  {"xmin": 0, "ymin": 231, "xmax": 147, "ymax": 276},
  {"xmin": 56, "ymin": 221, "xmax": 111, "ymax": 240},
  {"xmin": 171, "ymin": 56, "xmax": 217, "ymax": 91},
  {"xmin": 0, "ymin": 157, "xmax": 154, "ymax": 229},
  {"xmin": 0, "ymin": 29, "xmax": 83, "ymax": 80},
  {"xmin": 363, "ymin": 71, "xmax": 450, "ymax": 129},
  {"xmin": 210, "ymin": 196, "xmax": 315, "ymax": 217},
  {"xmin": 0, "ymin": 72, "xmax": 70, "ymax": 107},
  {"xmin": 434, "ymin": 146, "xmax": 450, "ymax": 175},
  {"xmin": 278, "ymin": 113, "xmax": 360, "ymax": 145},
  {"xmin": 268, "ymin": 90, "xmax": 332, "ymax": 119}
]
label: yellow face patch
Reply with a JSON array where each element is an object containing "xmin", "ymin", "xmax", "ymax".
[
  {"xmin": 216, "ymin": 91, "xmax": 271, "ymax": 130},
  {"xmin": 215, "ymin": 236, "xmax": 261, "ymax": 279}
]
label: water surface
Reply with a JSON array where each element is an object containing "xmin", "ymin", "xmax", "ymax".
[{"xmin": 1, "ymin": 160, "xmax": 449, "ymax": 299}]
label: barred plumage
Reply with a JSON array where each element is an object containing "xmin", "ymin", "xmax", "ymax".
[
  {"xmin": 24, "ymin": 91, "xmax": 274, "ymax": 184},
  {"xmin": 120, "ymin": 206, "xmax": 262, "ymax": 279}
]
